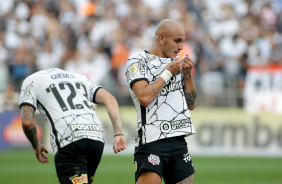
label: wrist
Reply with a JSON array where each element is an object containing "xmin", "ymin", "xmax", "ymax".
[
  {"xmin": 114, "ymin": 133, "xmax": 124, "ymax": 137},
  {"xmin": 184, "ymin": 74, "xmax": 192, "ymax": 79},
  {"xmin": 160, "ymin": 69, "xmax": 173, "ymax": 83}
]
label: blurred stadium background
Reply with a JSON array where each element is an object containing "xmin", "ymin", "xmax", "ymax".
[{"xmin": 1, "ymin": 0, "xmax": 282, "ymax": 183}]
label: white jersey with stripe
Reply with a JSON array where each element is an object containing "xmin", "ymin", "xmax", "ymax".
[
  {"xmin": 19, "ymin": 68, "xmax": 104, "ymax": 154},
  {"xmin": 125, "ymin": 51, "xmax": 195, "ymax": 147}
]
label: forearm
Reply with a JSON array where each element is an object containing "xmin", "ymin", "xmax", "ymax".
[
  {"xmin": 105, "ymin": 100, "xmax": 123, "ymax": 135},
  {"xmin": 23, "ymin": 123, "xmax": 39, "ymax": 149},
  {"xmin": 183, "ymin": 75, "xmax": 197, "ymax": 109},
  {"xmin": 21, "ymin": 105, "xmax": 39, "ymax": 149},
  {"xmin": 143, "ymin": 78, "xmax": 167, "ymax": 104},
  {"xmin": 133, "ymin": 69, "xmax": 172, "ymax": 107}
]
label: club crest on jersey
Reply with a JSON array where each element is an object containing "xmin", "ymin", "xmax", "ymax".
[{"xmin": 148, "ymin": 154, "xmax": 160, "ymax": 165}]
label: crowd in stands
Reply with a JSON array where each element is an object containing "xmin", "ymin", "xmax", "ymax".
[{"xmin": 0, "ymin": 0, "xmax": 282, "ymax": 111}]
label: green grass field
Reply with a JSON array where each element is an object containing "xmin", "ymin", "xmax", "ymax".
[{"xmin": 0, "ymin": 149, "xmax": 282, "ymax": 184}]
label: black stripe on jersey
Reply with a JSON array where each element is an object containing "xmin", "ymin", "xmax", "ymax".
[
  {"xmin": 141, "ymin": 106, "xmax": 146, "ymax": 126},
  {"xmin": 92, "ymin": 87, "xmax": 102, "ymax": 104},
  {"xmin": 19, "ymin": 102, "xmax": 36, "ymax": 112},
  {"xmin": 138, "ymin": 128, "xmax": 142, "ymax": 146},
  {"xmin": 130, "ymin": 78, "xmax": 148, "ymax": 89},
  {"xmin": 37, "ymin": 100, "xmax": 61, "ymax": 150},
  {"xmin": 139, "ymin": 105, "xmax": 147, "ymax": 145}
]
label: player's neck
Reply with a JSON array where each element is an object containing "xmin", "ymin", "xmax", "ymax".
[{"xmin": 148, "ymin": 47, "xmax": 165, "ymax": 58}]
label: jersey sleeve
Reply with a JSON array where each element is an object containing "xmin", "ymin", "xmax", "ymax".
[
  {"xmin": 125, "ymin": 54, "xmax": 148, "ymax": 89},
  {"xmin": 86, "ymin": 78, "xmax": 102, "ymax": 104},
  {"xmin": 19, "ymin": 76, "xmax": 38, "ymax": 110}
]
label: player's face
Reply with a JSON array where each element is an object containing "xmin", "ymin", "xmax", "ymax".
[{"xmin": 162, "ymin": 30, "xmax": 185, "ymax": 58}]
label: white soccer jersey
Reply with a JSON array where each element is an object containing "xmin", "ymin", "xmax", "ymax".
[
  {"xmin": 19, "ymin": 68, "xmax": 104, "ymax": 154},
  {"xmin": 126, "ymin": 51, "xmax": 195, "ymax": 147}
]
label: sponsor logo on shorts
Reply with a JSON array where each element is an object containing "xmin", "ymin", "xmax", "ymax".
[
  {"xmin": 135, "ymin": 161, "xmax": 137, "ymax": 172},
  {"xmin": 148, "ymin": 154, "xmax": 160, "ymax": 165},
  {"xmin": 69, "ymin": 174, "xmax": 78, "ymax": 181},
  {"xmin": 71, "ymin": 174, "xmax": 88, "ymax": 184},
  {"xmin": 183, "ymin": 152, "xmax": 191, "ymax": 163}
]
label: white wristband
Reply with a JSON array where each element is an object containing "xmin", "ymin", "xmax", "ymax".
[{"xmin": 160, "ymin": 70, "xmax": 173, "ymax": 83}]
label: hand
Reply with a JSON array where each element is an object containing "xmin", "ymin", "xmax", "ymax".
[
  {"xmin": 113, "ymin": 135, "xmax": 127, "ymax": 154},
  {"xmin": 34, "ymin": 144, "xmax": 49, "ymax": 163},
  {"xmin": 166, "ymin": 57, "xmax": 183, "ymax": 76},
  {"xmin": 182, "ymin": 55, "xmax": 194, "ymax": 76}
]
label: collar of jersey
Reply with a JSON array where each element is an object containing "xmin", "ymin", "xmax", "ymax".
[{"xmin": 144, "ymin": 50, "xmax": 173, "ymax": 62}]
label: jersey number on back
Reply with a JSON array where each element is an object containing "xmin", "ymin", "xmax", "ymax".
[{"xmin": 46, "ymin": 81, "xmax": 92, "ymax": 111}]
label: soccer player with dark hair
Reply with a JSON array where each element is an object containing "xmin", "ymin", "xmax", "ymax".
[
  {"xmin": 125, "ymin": 19, "xmax": 197, "ymax": 184},
  {"xmin": 19, "ymin": 68, "xmax": 126, "ymax": 184}
]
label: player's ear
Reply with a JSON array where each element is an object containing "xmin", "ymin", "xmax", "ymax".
[{"xmin": 157, "ymin": 34, "xmax": 165, "ymax": 44}]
